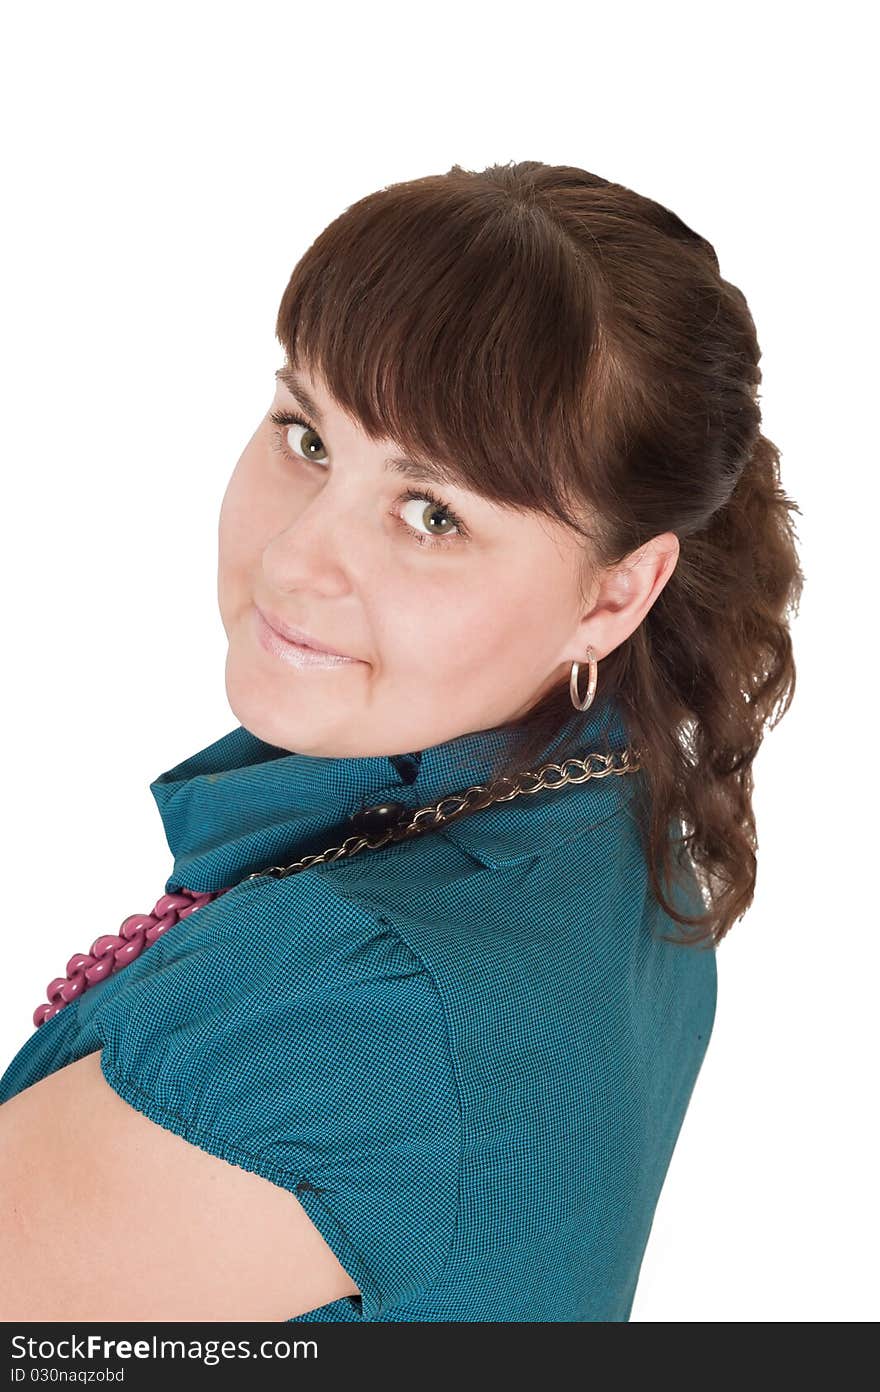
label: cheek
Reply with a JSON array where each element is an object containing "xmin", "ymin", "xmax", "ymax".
[
  {"xmin": 426, "ymin": 557, "xmax": 572, "ymax": 675},
  {"xmin": 377, "ymin": 566, "xmax": 539, "ymax": 680},
  {"xmin": 218, "ymin": 473, "xmax": 248, "ymax": 551},
  {"xmin": 218, "ymin": 453, "xmax": 276, "ymax": 567}
]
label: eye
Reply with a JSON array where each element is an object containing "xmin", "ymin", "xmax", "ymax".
[
  {"xmin": 268, "ymin": 408, "xmax": 469, "ymax": 550},
  {"xmin": 269, "ymin": 409, "xmax": 328, "ymax": 463}
]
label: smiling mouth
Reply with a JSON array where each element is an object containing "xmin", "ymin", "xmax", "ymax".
[
  {"xmin": 253, "ymin": 607, "xmax": 361, "ymax": 669},
  {"xmin": 256, "ymin": 605, "xmax": 355, "ymax": 657}
]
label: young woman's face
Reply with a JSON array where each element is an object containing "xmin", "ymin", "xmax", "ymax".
[{"xmin": 217, "ymin": 361, "xmax": 597, "ymax": 757}]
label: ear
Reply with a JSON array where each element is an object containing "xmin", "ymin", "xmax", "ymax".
[{"xmin": 566, "ymin": 532, "xmax": 680, "ymax": 663}]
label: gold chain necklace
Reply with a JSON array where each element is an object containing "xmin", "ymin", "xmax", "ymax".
[
  {"xmin": 32, "ymin": 745, "xmax": 642, "ymax": 1028},
  {"xmin": 242, "ymin": 745, "xmax": 643, "ymax": 882}
]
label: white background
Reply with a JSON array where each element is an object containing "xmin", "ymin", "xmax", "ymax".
[{"xmin": 1, "ymin": 0, "xmax": 875, "ymax": 1322}]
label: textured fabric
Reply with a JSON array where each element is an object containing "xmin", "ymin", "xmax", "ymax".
[{"xmin": 0, "ymin": 694, "xmax": 717, "ymax": 1321}]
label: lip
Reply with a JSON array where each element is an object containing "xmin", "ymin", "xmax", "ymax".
[
  {"xmin": 253, "ymin": 606, "xmax": 360, "ymax": 668},
  {"xmin": 256, "ymin": 605, "xmax": 354, "ymax": 657}
]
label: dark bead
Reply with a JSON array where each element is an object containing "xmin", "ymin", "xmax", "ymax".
[{"xmin": 348, "ymin": 800, "xmax": 411, "ymax": 835}]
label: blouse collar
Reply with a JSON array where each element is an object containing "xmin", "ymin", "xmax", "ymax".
[{"xmin": 150, "ymin": 694, "xmax": 639, "ymax": 891}]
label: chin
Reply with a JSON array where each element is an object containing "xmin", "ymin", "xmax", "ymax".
[
  {"xmin": 223, "ymin": 652, "xmax": 282, "ymax": 745},
  {"xmin": 222, "ymin": 652, "xmax": 334, "ymax": 755}
]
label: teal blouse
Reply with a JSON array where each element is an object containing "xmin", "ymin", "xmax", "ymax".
[{"xmin": 0, "ymin": 695, "xmax": 716, "ymax": 1322}]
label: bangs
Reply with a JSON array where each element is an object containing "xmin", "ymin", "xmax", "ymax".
[{"xmin": 274, "ymin": 168, "xmax": 618, "ymax": 541}]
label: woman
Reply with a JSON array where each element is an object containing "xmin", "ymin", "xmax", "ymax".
[{"xmin": 0, "ymin": 160, "xmax": 803, "ymax": 1322}]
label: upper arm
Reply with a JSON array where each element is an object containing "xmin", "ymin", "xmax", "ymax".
[
  {"xmin": 0, "ymin": 1051, "xmax": 359, "ymax": 1321},
  {"xmin": 1, "ymin": 881, "xmax": 462, "ymax": 1322}
]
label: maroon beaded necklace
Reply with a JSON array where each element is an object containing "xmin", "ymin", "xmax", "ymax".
[
  {"xmin": 31, "ymin": 745, "xmax": 642, "ymax": 1029},
  {"xmin": 32, "ymin": 886, "xmax": 232, "ymax": 1028}
]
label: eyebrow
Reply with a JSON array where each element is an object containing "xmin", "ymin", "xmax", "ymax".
[{"xmin": 274, "ymin": 366, "xmax": 462, "ymax": 489}]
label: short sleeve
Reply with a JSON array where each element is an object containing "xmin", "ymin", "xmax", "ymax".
[{"xmin": 92, "ymin": 872, "xmax": 462, "ymax": 1321}]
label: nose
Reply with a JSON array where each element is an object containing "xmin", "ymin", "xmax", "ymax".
[{"xmin": 262, "ymin": 477, "xmax": 362, "ymax": 597}]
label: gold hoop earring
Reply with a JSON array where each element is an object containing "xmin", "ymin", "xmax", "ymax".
[{"xmin": 569, "ymin": 645, "xmax": 598, "ymax": 711}]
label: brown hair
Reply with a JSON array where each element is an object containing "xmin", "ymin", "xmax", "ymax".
[{"xmin": 274, "ymin": 160, "xmax": 804, "ymax": 946}]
